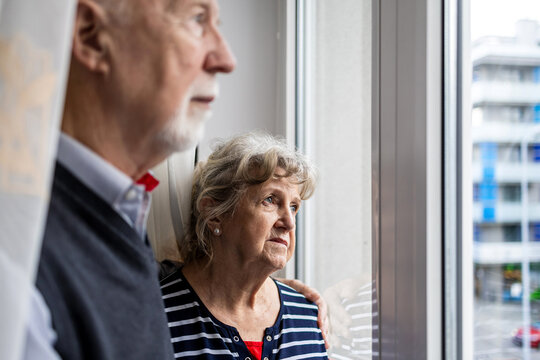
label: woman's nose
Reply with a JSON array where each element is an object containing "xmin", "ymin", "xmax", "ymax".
[{"xmin": 277, "ymin": 207, "xmax": 295, "ymax": 231}]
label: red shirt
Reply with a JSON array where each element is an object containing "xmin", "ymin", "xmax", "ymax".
[{"xmin": 244, "ymin": 341, "xmax": 263, "ymax": 360}]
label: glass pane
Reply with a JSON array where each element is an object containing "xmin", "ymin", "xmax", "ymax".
[
  {"xmin": 299, "ymin": 1, "xmax": 372, "ymax": 359},
  {"xmin": 469, "ymin": 1, "xmax": 540, "ymax": 358}
]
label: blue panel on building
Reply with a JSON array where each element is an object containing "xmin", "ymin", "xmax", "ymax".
[
  {"xmin": 533, "ymin": 144, "xmax": 540, "ymax": 162},
  {"xmin": 480, "ymin": 142, "xmax": 497, "ymax": 163},
  {"xmin": 534, "ymin": 67, "xmax": 540, "ymax": 83},
  {"xmin": 483, "ymin": 167, "xmax": 495, "ymax": 181},
  {"xmin": 535, "ymin": 104, "xmax": 540, "ymax": 123},
  {"xmin": 483, "ymin": 207, "xmax": 496, "ymax": 221},
  {"xmin": 473, "ymin": 224, "xmax": 480, "ymax": 242},
  {"xmin": 479, "ymin": 182, "xmax": 497, "ymax": 200},
  {"xmin": 534, "ymin": 223, "xmax": 540, "ymax": 241}
]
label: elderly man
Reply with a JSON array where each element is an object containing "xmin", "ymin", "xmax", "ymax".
[
  {"xmin": 25, "ymin": 0, "xmax": 234, "ymax": 359},
  {"xmin": 23, "ymin": 0, "xmax": 326, "ymax": 359}
]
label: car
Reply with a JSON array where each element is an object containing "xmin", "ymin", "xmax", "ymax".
[{"xmin": 512, "ymin": 322, "xmax": 540, "ymax": 348}]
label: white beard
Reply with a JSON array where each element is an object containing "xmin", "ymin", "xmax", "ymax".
[
  {"xmin": 157, "ymin": 80, "xmax": 218, "ymax": 153},
  {"xmin": 157, "ymin": 97, "xmax": 212, "ymax": 153}
]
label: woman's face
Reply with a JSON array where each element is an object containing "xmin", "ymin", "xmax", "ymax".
[{"xmin": 219, "ymin": 168, "xmax": 301, "ymax": 272}]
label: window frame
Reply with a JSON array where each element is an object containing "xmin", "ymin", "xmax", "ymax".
[
  {"xmin": 444, "ymin": 0, "xmax": 474, "ymax": 358},
  {"xmin": 374, "ymin": 0, "xmax": 443, "ymax": 358}
]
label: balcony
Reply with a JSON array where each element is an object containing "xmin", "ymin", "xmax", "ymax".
[
  {"xmin": 472, "ymin": 162, "xmax": 540, "ymax": 182},
  {"xmin": 474, "ymin": 241, "xmax": 540, "ymax": 264},
  {"xmin": 472, "ymin": 42, "xmax": 540, "ymax": 67},
  {"xmin": 472, "ymin": 82, "xmax": 540, "ymax": 106},
  {"xmin": 473, "ymin": 202, "xmax": 540, "ymax": 223}
]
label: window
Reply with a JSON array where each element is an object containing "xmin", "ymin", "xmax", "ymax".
[
  {"xmin": 295, "ymin": 1, "xmax": 373, "ymax": 358},
  {"xmin": 448, "ymin": 0, "xmax": 540, "ymax": 358},
  {"xmin": 204, "ymin": 1, "xmax": 444, "ymax": 358}
]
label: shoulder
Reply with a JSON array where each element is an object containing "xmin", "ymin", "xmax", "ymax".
[
  {"xmin": 159, "ymin": 266, "xmax": 185, "ymax": 295},
  {"xmin": 160, "ymin": 269, "xmax": 203, "ymax": 326},
  {"xmin": 159, "ymin": 260, "xmax": 183, "ymax": 281},
  {"xmin": 273, "ymin": 281, "xmax": 328, "ymax": 359},
  {"xmin": 45, "ymin": 163, "xmax": 106, "ymax": 226},
  {"xmin": 275, "ymin": 280, "xmax": 315, "ymax": 305},
  {"xmin": 275, "ymin": 280, "xmax": 319, "ymax": 316}
]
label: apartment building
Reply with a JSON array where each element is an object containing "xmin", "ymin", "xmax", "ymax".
[{"xmin": 473, "ymin": 19, "xmax": 540, "ymax": 302}]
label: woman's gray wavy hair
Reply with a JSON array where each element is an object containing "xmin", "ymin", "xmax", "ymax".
[{"xmin": 180, "ymin": 132, "xmax": 317, "ymax": 265}]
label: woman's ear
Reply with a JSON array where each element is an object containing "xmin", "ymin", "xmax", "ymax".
[
  {"xmin": 199, "ymin": 197, "xmax": 222, "ymax": 228},
  {"xmin": 71, "ymin": 0, "xmax": 111, "ymax": 74}
]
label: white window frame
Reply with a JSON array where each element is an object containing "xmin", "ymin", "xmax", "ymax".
[{"xmin": 444, "ymin": 0, "xmax": 474, "ymax": 359}]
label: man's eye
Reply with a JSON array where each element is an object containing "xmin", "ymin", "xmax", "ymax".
[{"xmin": 194, "ymin": 13, "xmax": 205, "ymax": 24}]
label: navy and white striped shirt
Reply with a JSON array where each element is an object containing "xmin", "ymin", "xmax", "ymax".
[{"xmin": 160, "ymin": 269, "xmax": 328, "ymax": 360}]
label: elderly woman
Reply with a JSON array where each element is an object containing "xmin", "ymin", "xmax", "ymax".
[{"xmin": 160, "ymin": 133, "xmax": 327, "ymax": 360}]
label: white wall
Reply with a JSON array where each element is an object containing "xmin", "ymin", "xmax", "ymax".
[
  {"xmin": 309, "ymin": 0, "xmax": 372, "ymax": 288},
  {"xmin": 198, "ymin": 0, "xmax": 283, "ymax": 160}
]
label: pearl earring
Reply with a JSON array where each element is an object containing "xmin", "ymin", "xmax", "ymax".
[{"xmin": 214, "ymin": 228, "xmax": 221, "ymax": 235}]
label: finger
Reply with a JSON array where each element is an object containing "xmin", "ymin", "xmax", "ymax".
[
  {"xmin": 321, "ymin": 322, "xmax": 330, "ymax": 349},
  {"xmin": 323, "ymin": 287, "xmax": 352, "ymax": 338},
  {"xmin": 314, "ymin": 297, "xmax": 330, "ymax": 349},
  {"xmin": 309, "ymin": 291, "xmax": 330, "ymax": 349}
]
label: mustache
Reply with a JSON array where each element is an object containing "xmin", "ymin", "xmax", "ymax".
[{"xmin": 191, "ymin": 82, "xmax": 219, "ymax": 98}]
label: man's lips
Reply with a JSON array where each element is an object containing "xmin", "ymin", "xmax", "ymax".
[
  {"xmin": 191, "ymin": 95, "xmax": 215, "ymax": 104},
  {"xmin": 269, "ymin": 238, "xmax": 288, "ymax": 247}
]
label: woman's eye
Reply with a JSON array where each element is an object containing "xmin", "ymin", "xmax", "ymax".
[
  {"xmin": 290, "ymin": 204, "xmax": 298, "ymax": 213},
  {"xmin": 263, "ymin": 196, "xmax": 274, "ymax": 204}
]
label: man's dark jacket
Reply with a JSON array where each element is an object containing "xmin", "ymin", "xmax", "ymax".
[{"xmin": 36, "ymin": 162, "xmax": 174, "ymax": 359}]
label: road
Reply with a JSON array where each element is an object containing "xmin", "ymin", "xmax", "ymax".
[{"xmin": 475, "ymin": 300, "xmax": 540, "ymax": 359}]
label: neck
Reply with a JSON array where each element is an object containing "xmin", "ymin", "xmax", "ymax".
[
  {"xmin": 183, "ymin": 259, "xmax": 275, "ymax": 311},
  {"xmin": 183, "ymin": 256, "xmax": 282, "ymax": 341},
  {"xmin": 62, "ymin": 88, "xmax": 168, "ymax": 181}
]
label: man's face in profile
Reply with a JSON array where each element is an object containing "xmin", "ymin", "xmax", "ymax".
[{"xmin": 109, "ymin": 0, "xmax": 235, "ymax": 154}]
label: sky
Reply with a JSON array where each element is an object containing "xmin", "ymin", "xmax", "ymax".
[{"xmin": 470, "ymin": 0, "xmax": 540, "ymax": 41}]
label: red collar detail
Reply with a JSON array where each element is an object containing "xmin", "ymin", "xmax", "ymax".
[
  {"xmin": 136, "ymin": 172, "xmax": 160, "ymax": 192},
  {"xmin": 244, "ymin": 341, "xmax": 263, "ymax": 360}
]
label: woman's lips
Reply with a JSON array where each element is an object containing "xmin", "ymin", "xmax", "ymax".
[{"xmin": 269, "ymin": 238, "xmax": 288, "ymax": 247}]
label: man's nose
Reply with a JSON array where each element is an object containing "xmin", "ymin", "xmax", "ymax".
[{"xmin": 204, "ymin": 33, "xmax": 236, "ymax": 74}]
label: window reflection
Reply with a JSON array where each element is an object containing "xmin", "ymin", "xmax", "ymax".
[{"xmin": 298, "ymin": 1, "xmax": 372, "ymax": 358}]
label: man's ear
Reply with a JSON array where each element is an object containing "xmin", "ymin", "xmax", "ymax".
[{"xmin": 72, "ymin": 0, "xmax": 110, "ymax": 74}]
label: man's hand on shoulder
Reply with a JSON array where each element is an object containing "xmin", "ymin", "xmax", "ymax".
[{"xmin": 277, "ymin": 278, "xmax": 330, "ymax": 350}]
